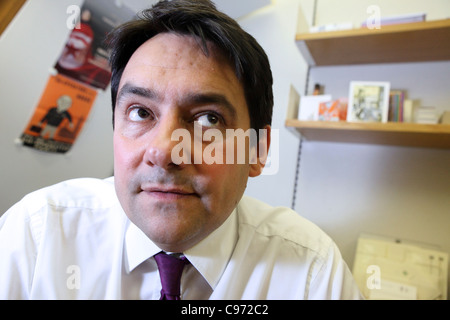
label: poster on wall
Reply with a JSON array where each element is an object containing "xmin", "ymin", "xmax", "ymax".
[
  {"xmin": 54, "ymin": 0, "xmax": 135, "ymax": 90},
  {"xmin": 20, "ymin": 74, "xmax": 97, "ymax": 154}
]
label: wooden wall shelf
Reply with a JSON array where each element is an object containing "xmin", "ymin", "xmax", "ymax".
[
  {"xmin": 0, "ymin": 0, "xmax": 26, "ymax": 36},
  {"xmin": 285, "ymin": 120, "xmax": 450, "ymax": 149},
  {"xmin": 289, "ymin": 19, "xmax": 450, "ymax": 149},
  {"xmin": 296, "ymin": 19, "xmax": 450, "ymax": 66}
]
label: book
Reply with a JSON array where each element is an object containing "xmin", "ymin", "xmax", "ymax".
[
  {"xmin": 388, "ymin": 90, "xmax": 405, "ymax": 122},
  {"xmin": 414, "ymin": 106, "xmax": 439, "ymax": 124},
  {"xmin": 310, "ymin": 22, "xmax": 353, "ymax": 33},
  {"xmin": 361, "ymin": 12, "xmax": 426, "ymax": 28}
]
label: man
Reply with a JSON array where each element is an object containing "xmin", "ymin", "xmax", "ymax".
[
  {"xmin": 38, "ymin": 95, "xmax": 74, "ymax": 140},
  {"xmin": 0, "ymin": 0, "xmax": 363, "ymax": 299}
]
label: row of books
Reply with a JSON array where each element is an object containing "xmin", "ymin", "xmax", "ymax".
[
  {"xmin": 389, "ymin": 91, "xmax": 406, "ymax": 122},
  {"xmin": 389, "ymin": 90, "xmax": 440, "ymax": 124}
]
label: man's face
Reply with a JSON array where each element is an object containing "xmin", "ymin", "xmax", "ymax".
[
  {"xmin": 113, "ymin": 33, "xmax": 266, "ymax": 252},
  {"xmin": 57, "ymin": 96, "xmax": 72, "ymax": 112}
]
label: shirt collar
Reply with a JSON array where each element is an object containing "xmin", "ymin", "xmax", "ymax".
[
  {"xmin": 124, "ymin": 221, "xmax": 160, "ymax": 273},
  {"xmin": 124, "ymin": 209, "xmax": 238, "ymax": 290},
  {"xmin": 185, "ymin": 209, "xmax": 238, "ymax": 289}
]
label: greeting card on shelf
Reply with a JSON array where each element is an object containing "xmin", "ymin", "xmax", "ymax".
[
  {"xmin": 319, "ymin": 98, "xmax": 348, "ymax": 122},
  {"xmin": 298, "ymin": 95, "xmax": 332, "ymax": 121}
]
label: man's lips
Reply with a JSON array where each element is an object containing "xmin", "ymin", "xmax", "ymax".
[{"xmin": 140, "ymin": 186, "xmax": 198, "ymax": 198}]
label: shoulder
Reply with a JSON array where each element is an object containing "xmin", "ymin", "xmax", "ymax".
[
  {"xmin": 1, "ymin": 177, "xmax": 122, "ymax": 249},
  {"xmin": 0, "ymin": 177, "xmax": 123, "ymax": 299},
  {"xmin": 237, "ymin": 195, "xmax": 333, "ymax": 259},
  {"xmin": 20, "ymin": 177, "xmax": 117, "ymax": 210},
  {"xmin": 235, "ymin": 196, "xmax": 364, "ymax": 300},
  {"xmin": 1, "ymin": 177, "xmax": 120, "ymax": 242}
]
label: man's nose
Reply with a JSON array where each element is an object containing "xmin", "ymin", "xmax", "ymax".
[{"xmin": 143, "ymin": 116, "xmax": 186, "ymax": 169}]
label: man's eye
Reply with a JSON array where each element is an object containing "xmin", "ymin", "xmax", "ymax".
[
  {"xmin": 128, "ymin": 107, "xmax": 151, "ymax": 121},
  {"xmin": 195, "ymin": 113, "xmax": 221, "ymax": 127}
]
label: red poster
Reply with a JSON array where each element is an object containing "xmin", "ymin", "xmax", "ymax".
[{"xmin": 54, "ymin": 0, "xmax": 135, "ymax": 90}]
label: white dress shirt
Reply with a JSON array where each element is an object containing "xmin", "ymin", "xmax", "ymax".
[{"xmin": 0, "ymin": 177, "xmax": 363, "ymax": 300}]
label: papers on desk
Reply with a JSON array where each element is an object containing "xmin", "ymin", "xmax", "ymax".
[{"xmin": 352, "ymin": 233, "xmax": 448, "ymax": 300}]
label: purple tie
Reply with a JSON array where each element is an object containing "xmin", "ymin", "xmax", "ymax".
[{"xmin": 154, "ymin": 252, "xmax": 189, "ymax": 300}]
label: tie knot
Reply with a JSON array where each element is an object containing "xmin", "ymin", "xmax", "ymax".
[{"xmin": 154, "ymin": 252, "xmax": 189, "ymax": 300}]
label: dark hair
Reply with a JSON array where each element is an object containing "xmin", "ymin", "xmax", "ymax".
[{"xmin": 106, "ymin": 0, "xmax": 273, "ymax": 132}]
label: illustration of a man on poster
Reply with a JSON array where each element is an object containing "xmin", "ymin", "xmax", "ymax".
[
  {"xmin": 21, "ymin": 74, "xmax": 97, "ymax": 154},
  {"xmin": 37, "ymin": 95, "xmax": 75, "ymax": 140}
]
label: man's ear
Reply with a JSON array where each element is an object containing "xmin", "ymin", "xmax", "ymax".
[{"xmin": 249, "ymin": 125, "xmax": 271, "ymax": 178}]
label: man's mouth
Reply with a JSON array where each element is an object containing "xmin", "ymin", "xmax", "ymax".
[{"xmin": 140, "ymin": 185, "xmax": 199, "ymax": 199}]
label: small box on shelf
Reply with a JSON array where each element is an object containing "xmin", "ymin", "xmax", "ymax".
[{"xmin": 403, "ymin": 99, "xmax": 420, "ymax": 123}]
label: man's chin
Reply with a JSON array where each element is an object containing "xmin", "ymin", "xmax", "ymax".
[{"xmin": 144, "ymin": 222, "xmax": 204, "ymax": 252}]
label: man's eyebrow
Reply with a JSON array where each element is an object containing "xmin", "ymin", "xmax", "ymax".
[
  {"xmin": 117, "ymin": 83, "xmax": 159, "ymax": 102},
  {"xmin": 181, "ymin": 92, "xmax": 237, "ymax": 118},
  {"xmin": 117, "ymin": 83, "xmax": 238, "ymax": 118}
]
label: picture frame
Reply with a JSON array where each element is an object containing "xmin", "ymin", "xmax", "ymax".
[{"xmin": 347, "ymin": 81, "xmax": 391, "ymax": 123}]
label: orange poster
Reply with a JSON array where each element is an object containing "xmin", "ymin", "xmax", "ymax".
[{"xmin": 21, "ymin": 74, "xmax": 97, "ymax": 153}]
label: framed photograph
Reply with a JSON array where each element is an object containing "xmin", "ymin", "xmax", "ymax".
[{"xmin": 347, "ymin": 81, "xmax": 391, "ymax": 123}]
